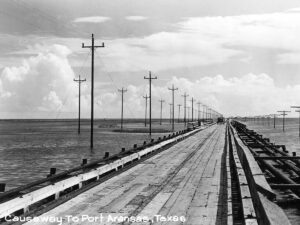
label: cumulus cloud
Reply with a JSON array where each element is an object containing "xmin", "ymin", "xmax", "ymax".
[
  {"xmin": 0, "ymin": 44, "xmax": 81, "ymax": 118},
  {"xmin": 160, "ymin": 74, "xmax": 300, "ymax": 117},
  {"xmin": 90, "ymin": 73, "xmax": 300, "ymax": 119},
  {"xmin": 2, "ymin": 61, "xmax": 300, "ymax": 118},
  {"xmin": 4, "ymin": 8, "xmax": 300, "ymax": 118},
  {"xmin": 73, "ymin": 16, "xmax": 111, "ymax": 23},
  {"xmin": 125, "ymin": 16, "xmax": 148, "ymax": 21}
]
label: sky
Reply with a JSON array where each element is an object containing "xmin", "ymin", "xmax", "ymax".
[{"xmin": 1, "ymin": 0, "xmax": 300, "ymax": 118}]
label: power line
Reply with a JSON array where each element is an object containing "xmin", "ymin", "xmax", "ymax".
[
  {"xmin": 95, "ymin": 51, "xmax": 137, "ymax": 119},
  {"xmin": 9, "ymin": 0, "xmax": 88, "ymax": 37}
]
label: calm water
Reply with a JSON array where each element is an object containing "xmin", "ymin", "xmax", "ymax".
[
  {"xmin": 0, "ymin": 119, "xmax": 185, "ymax": 190},
  {"xmin": 244, "ymin": 118, "xmax": 300, "ymax": 225},
  {"xmin": 245, "ymin": 118, "xmax": 300, "ymax": 155}
]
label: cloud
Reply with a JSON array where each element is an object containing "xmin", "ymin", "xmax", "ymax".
[
  {"xmin": 2, "ymin": 60, "xmax": 300, "ymax": 118},
  {"xmin": 0, "ymin": 44, "xmax": 80, "ymax": 117},
  {"xmin": 125, "ymin": 16, "xmax": 148, "ymax": 21},
  {"xmin": 92, "ymin": 8, "xmax": 300, "ymax": 73},
  {"xmin": 73, "ymin": 16, "xmax": 111, "ymax": 23},
  {"xmin": 87, "ymin": 73, "xmax": 300, "ymax": 119},
  {"xmin": 160, "ymin": 74, "xmax": 300, "ymax": 117}
]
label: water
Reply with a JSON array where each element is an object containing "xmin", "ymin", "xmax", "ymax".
[
  {"xmin": 243, "ymin": 118, "xmax": 300, "ymax": 225},
  {"xmin": 244, "ymin": 118, "xmax": 300, "ymax": 155},
  {"xmin": 0, "ymin": 119, "xmax": 184, "ymax": 190}
]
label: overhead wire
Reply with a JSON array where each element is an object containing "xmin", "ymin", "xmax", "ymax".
[
  {"xmin": 55, "ymin": 50, "xmax": 92, "ymax": 119},
  {"xmin": 9, "ymin": 0, "xmax": 89, "ymax": 37},
  {"xmin": 94, "ymin": 50, "xmax": 138, "ymax": 119}
]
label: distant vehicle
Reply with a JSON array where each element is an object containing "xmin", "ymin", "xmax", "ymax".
[
  {"xmin": 187, "ymin": 122, "xmax": 197, "ymax": 130},
  {"xmin": 217, "ymin": 117, "xmax": 225, "ymax": 124}
]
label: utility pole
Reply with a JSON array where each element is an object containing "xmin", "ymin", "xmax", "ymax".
[
  {"xmin": 187, "ymin": 106, "xmax": 190, "ymax": 123},
  {"xmin": 207, "ymin": 107, "xmax": 211, "ymax": 121},
  {"xmin": 144, "ymin": 71, "xmax": 157, "ymax": 136},
  {"xmin": 177, "ymin": 104, "xmax": 182, "ymax": 123},
  {"xmin": 169, "ymin": 103, "xmax": 172, "ymax": 124},
  {"xmin": 277, "ymin": 110, "xmax": 291, "ymax": 132},
  {"xmin": 291, "ymin": 106, "xmax": 300, "ymax": 137},
  {"xmin": 181, "ymin": 93, "xmax": 189, "ymax": 125},
  {"xmin": 168, "ymin": 84, "xmax": 178, "ymax": 131},
  {"xmin": 159, "ymin": 99, "xmax": 165, "ymax": 125},
  {"xmin": 296, "ymin": 110, "xmax": 300, "ymax": 137},
  {"xmin": 190, "ymin": 98, "xmax": 194, "ymax": 122},
  {"xmin": 197, "ymin": 102, "xmax": 201, "ymax": 123},
  {"xmin": 202, "ymin": 104, "xmax": 206, "ymax": 123},
  {"xmin": 82, "ymin": 34, "xmax": 105, "ymax": 149},
  {"xmin": 74, "ymin": 75, "xmax": 86, "ymax": 134},
  {"xmin": 143, "ymin": 95, "xmax": 150, "ymax": 127},
  {"xmin": 118, "ymin": 87, "xmax": 127, "ymax": 131}
]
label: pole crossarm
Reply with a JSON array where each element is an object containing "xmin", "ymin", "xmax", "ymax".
[{"xmin": 277, "ymin": 110, "xmax": 291, "ymax": 116}]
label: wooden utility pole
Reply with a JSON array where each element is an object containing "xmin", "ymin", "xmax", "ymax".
[
  {"xmin": 187, "ymin": 106, "xmax": 190, "ymax": 123},
  {"xmin": 202, "ymin": 104, "xmax": 206, "ymax": 122},
  {"xmin": 181, "ymin": 93, "xmax": 189, "ymax": 125},
  {"xmin": 296, "ymin": 110, "xmax": 300, "ymax": 137},
  {"xmin": 159, "ymin": 99, "xmax": 165, "ymax": 125},
  {"xmin": 118, "ymin": 87, "xmax": 127, "ymax": 131},
  {"xmin": 177, "ymin": 104, "xmax": 182, "ymax": 123},
  {"xmin": 169, "ymin": 103, "xmax": 172, "ymax": 124},
  {"xmin": 82, "ymin": 34, "xmax": 105, "ymax": 149},
  {"xmin": 74, "ymin": 75, "xmax": 86, "ymax": 134},
  {"xmin": 291, "ymin": 106, "xmax": 300, "ymax": 137},
  {"xmin": 144, "ymin": 71, "xmax": 157, "ymax": 136},
  {"xmin": 190, "ymin": 98, "xmax": 194, "ymax": 122},
  {"xmin": 197, "ymin": 102, "xmax": 201, "ymax": 122},
  {"xmin": 277, "ymin": 110, "xmax": 291, "ymax": 132},
  {"xmin": 267, "ymin": 115, "xmax": 270, "ymax": 126},
  {"xmin": 168, "ymin": 84, "xmax": 178, "ymax": 131},
  {"xmin": 207, "ymin": 107, "xmax": 210, "ymax": 121},
  {"xmin": 143, "ymin": 95, "xmax": 150, "ymax": 127}
]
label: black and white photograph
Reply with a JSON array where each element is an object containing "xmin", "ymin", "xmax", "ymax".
[{"xmin": 1, "ymin": 0, "xmax": 300, "ymax": 224}]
